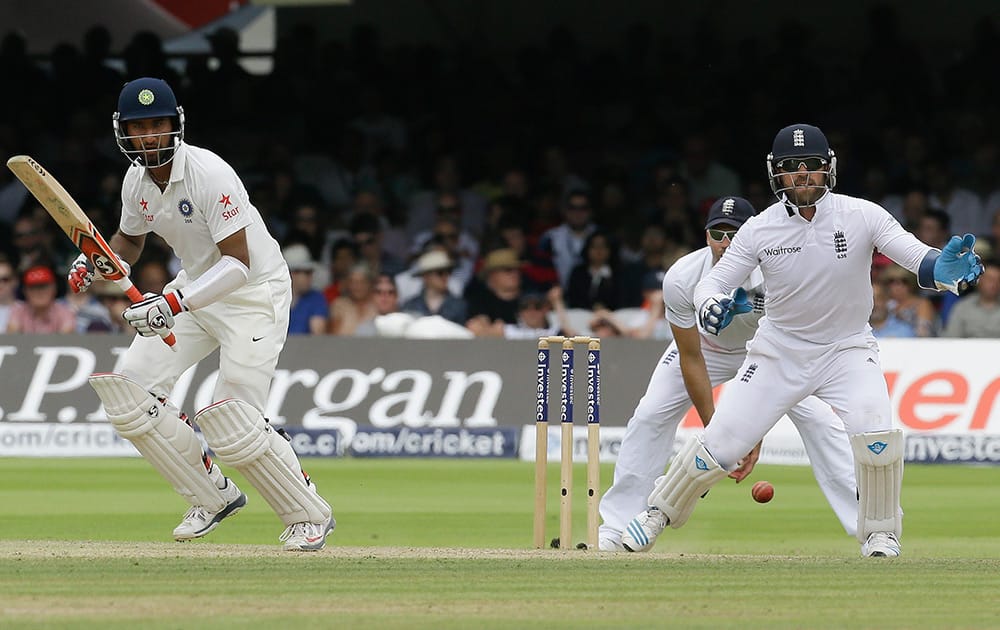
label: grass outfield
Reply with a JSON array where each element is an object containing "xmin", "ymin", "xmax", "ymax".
[{"xmin": 1, "ymin": 458, "xmax": 1000, "ymax": 628}]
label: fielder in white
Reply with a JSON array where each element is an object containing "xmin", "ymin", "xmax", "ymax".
[
  {"xmin": 623, "ymin": 123, "xmax": 983, "ymax": 557},
  {"xmin": 68, "ymin": 78, "xmax": 335, "ymax": 550},
  {"xmin": 599, "ymin": 196, "xmax": 858, "ymax": 552}
]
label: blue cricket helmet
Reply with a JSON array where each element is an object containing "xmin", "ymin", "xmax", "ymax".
[
  {"xmin": 113, "ymin": 77, "xmax": 185, "ymax": 167},
  {"xmin": 766, "ymin": 123, "xmax": 837, "ymax": 201},
  {"xmin": 769, "ymin": 123, "xmax": 831, "ymax": 161},
  {"xmin": 116, "ymin": 77, "xmax": 180, "ymax": 121}
]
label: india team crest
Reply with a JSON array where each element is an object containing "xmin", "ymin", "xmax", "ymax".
[
  {"xmin": 178, "ymin": 198, "xmax": 194, "ymax": 219},
  {"xmin": 138, "ymin": 89, "xmax": 155, "ymax": 106}
]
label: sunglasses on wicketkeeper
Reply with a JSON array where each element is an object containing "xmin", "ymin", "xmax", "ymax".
[{"xmin": 775, "ymin": 157, "xmax": 828, "ymax": 172}]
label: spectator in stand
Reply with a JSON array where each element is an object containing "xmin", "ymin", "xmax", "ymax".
[
  {"xmin": 410, "ymin": 195, "xmax": 479, "ymax": 289},
  {"xmin": 648, "ymin": 179, "xmax": 701, "ymax": 254},
  {"xmin": 0, "ymin": 256, "xmax": 22, "ymax": 332},
  {"xmin": 283, "ymin": 202, "xmax": 330, "ymax": 286},
  {"xmin": 538, "ymin": 145, "xmax": 589, "ymax": 203},
  {"xmin": 495, "ymin": 290, "xmax": 560, "ymax": 340},
  {"xmin": 985, "ymin": 209, "xmax": 1000, "ymax": 258},
  {"xmin": 481, "ymin": 209, "xmax": 558, "ymax": 295},
  {"xmin": 620, "ymin": 223, "xmax": 668, "ymax": 308},
  {"xmin": 83, "ymin": 281, "xmax": 134, "ymax": 334},
  {"xmin": 355, "ymin": 273, "xmax": 401, "ymax": 337},
  {"xmin": 942, "ymin": 262, "xmax": 1000, "ymax": 338},
  {"xmin": 6, "ymin": 266, "xmax": 75, "ymax": 333},
  {"xmin": 926, "ymin": 161, "xmax": 985, "ymax": 238},
  {"xmin": 897, "ymin": 189, "xmax": 932, "ymax": 231},
  {"xmin": 350, "ymin": 211, "xmax": 406, "ymax": 278},
  {"xmin": 539, "ymin": 189, "xmax": 597, "ymax": 289},
  {"xmin": 133, "ymin": 258, "xmax": 170, "ymax": 295},
  {"xmin": 881, "ymin": 264, "xmax": 938, "ymax": 337},
  {"xmin": 401, "ymin": 250, "xmax": 467, "ymax": 325},
  {"xmin": 407, "ymin": 154, "xmax": 488, "ymax": 239},
  {"xmin": 464, "ymin": 248, "xmax": 523, "ymax": 327},
  {"xmin": 863, "ymin": 167, "xmax": 905, "ymax": 223},
  {"xmin": 915, "ymin": 208, "xmax": 962, "ymax": 321},
  {"xmin": 284, "ymin": 244, "xmax": 328, "ymax": 335},
  {"xmin": 328, "ymin": 262, "xmax": 378, "ymax": 335},
  {"xmin": 64, "ymin": 273, "xmax": 112, "ymax": 334},
  {"xmin": 323, "ymin": 238, "xmax": 359, "ymax": 304},
  {"xmin": 11, "ymin": 214, "xmax": 54, "ymax": 272},
  {"xmin": 870, "ymin": 281, "xmax": 916, "ymax": 338},
  {"xmin": 677, "ymin": 133, "xmax": 742, "ymax": 208},
  {"xmin": 565, "ymin": 230, "xmax": 622, "ymax": 311}
]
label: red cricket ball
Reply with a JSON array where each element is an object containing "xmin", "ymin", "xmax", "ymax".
[{"xmin": 751, "ymin": 480, "xmax": 774, "ymax": 503}]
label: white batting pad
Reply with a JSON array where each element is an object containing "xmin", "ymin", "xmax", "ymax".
[
  {"xmin": 647, "ymin": 435, "xmax": 728, "ymax": 529},
  {"xmin": 89, "ymin": 373, "xmax": 226, "ymax": 511},
  {"xmin": 850, "ymin": 429, "xmax": 903, "ymax": 542},
  {"xmin": 195, "ymin": 399, "xmax": 331, "ymax": 526}
]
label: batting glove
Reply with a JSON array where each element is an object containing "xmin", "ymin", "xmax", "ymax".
[
  {"xmin": 698, "ymin": 287, "xmax": 753, "ymax": 335},
  {"xmin": 68, "ymin": 252, "xmax": 130, "ymax": 293},
  {"xmin": 122, "ymin": 291, "xmax": 186, "ymax": 338},
  {"xmin": 934, "ymin": 234, "xmax": 983, "ymax": 295}
]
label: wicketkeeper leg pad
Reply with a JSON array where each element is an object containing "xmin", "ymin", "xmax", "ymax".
[
  {"xmin": 850, "ymin": 429, "xmax": 904, "ymax": 542},
  {"xmin": 89, "ymin": 373, "xmax": 226, "ymax": 511},
  {"xmin": 194, "ymin": 399, "xmax": 331, "ymax": 526},
  {"xmin": 647, "ymin": 435, "xmax": 728, "ymax": 529}
]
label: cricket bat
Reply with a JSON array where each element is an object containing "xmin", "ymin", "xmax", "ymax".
[{"xmin": 6, "ymin": 155, "xmax": 176, "ymax": 347}]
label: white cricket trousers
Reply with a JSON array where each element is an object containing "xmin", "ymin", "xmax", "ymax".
[
  {"xmin": 702, "ymin": 326, "xmax": 893, "ymax": 472},
  {"xmin": 598, "ymin": 339, "xmax": 859, "ymax": 542},
  {"xmin": 119, "ymin": 278, "xmax": 291, "ymax": 412}
]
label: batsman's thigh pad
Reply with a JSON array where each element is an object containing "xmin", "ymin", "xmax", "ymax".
[
  {"xmin": 850, "ymin": 429, "xmax": 903, "ymax": 542},
  {"xmin": 647, "ymin": 436, "xmax": 728, "ymax": 529},
  {"xmin": 89, "ymin": 373, "xmax": 225, "ymax": 511},
  {"xmin": 195, "ymin": 399, "xmax": 331, "ymax": 526}
]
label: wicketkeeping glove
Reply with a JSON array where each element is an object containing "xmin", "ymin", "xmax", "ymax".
[
  {"xmin": 934, "ymin": 234, "xmax": 983, "ymax": 295},
  {"xmin": 698, "ymin": 287, "xmax": 753, "ymax": 335},
  {"xmin": 68, "ymin": 252, "xmax": 130, "ymax": 293},
  {"xmin": 122, "ymin": 291, "xmax": 186, "ymax": 338}
]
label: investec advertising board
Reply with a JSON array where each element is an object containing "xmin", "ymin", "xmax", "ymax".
[{"xmin": 0, "ymin": 336, "xmax": 998, "ymax": 464}]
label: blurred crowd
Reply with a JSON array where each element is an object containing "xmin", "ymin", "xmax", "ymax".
[{"xmin": 1, "ymin": 4, "xmax": 999, "ymax": 340}]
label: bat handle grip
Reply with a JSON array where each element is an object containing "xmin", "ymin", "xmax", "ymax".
[{"xmin": 117, "ymin": 279, "xmax": 178, "ymax": 349}]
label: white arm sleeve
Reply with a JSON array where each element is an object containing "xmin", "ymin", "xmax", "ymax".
[{"xmin": 178, "ymin": 255, "xmax": 250, "ymax": 311}]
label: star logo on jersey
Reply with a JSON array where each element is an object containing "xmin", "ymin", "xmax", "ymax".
[
  {"xmin": 219, "ymin": 194, "xmax": 232, "ymax": 207},
  {"xmin": 140, "ymin": 198, "xmax": 148, "ymax": 212}
]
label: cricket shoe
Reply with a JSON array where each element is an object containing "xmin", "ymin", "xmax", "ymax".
[
  {"xmin": 173, "ymin": 478, "xmax": 247, "ymax": 541},
  {"xmin": 621, "ymin": 506, "xmax": 669, "ymax": 552},
  {"xmin": 861, "ymin": 532, "xmax": 901, "ymax": 558},
  {"xmin": 598, "ymin": 536, "xmax": 626, "ymax": 552},
  {"xmin": 280, "ymin": 516, "xmax": 336, "ymax": 551}
]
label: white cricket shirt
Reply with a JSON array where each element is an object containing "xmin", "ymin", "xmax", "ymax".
[
  {"xmin": 663, "ymin": 246, "xmax": 765, "ymax": 354},
  {"xmin": 120, "ymin": 142, "xmax": 285, "ymax": 287},
  {"xmin": 695, "ymin": 192, "xmax": 933, "ymax": 344}
]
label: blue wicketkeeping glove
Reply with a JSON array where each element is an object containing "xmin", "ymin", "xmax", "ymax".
[
  {"xmin": 934, "ymin": 234, "xmax": 983, "ymax": 295},
  {"xmin": 698, "ymin": 287, "xmax": 753, "ymax": 335}
]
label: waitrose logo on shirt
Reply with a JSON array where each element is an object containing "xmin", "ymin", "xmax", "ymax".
[{"xmin": 763, "ymin": 245, "xmax": 803, "ymax": 256}]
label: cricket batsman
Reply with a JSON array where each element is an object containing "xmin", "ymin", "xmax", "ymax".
[{"xmin": 69, "ymin": 77, "xmax": 335, "ymax": 550}]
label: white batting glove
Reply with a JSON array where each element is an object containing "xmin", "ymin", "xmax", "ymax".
[
  {"xmin": 68, "ymin": 252, "xmax": 130, "ymax": 293},
  {"xmin": 122, "ymin": 291, "xmax": 186, "ymax": 338}
]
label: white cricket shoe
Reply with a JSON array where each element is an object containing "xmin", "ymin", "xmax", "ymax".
[
  {"xmin": 598, "ymin": 536, "xmax": 626, "ymax": 552},
  {"xmin": 173, "ymin": 478, "xmax": 247, "ymax": 541},
  {"xmin": 861, "ymin": 532, "xmax": 901, "ymax": 558},
  {"xmin": 621, "ymin": 506, "xmax": 669, "ymax": 552},
  {"xmin": 280, "ymin": 516, "xmax": 336, "ymax": 551}
]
